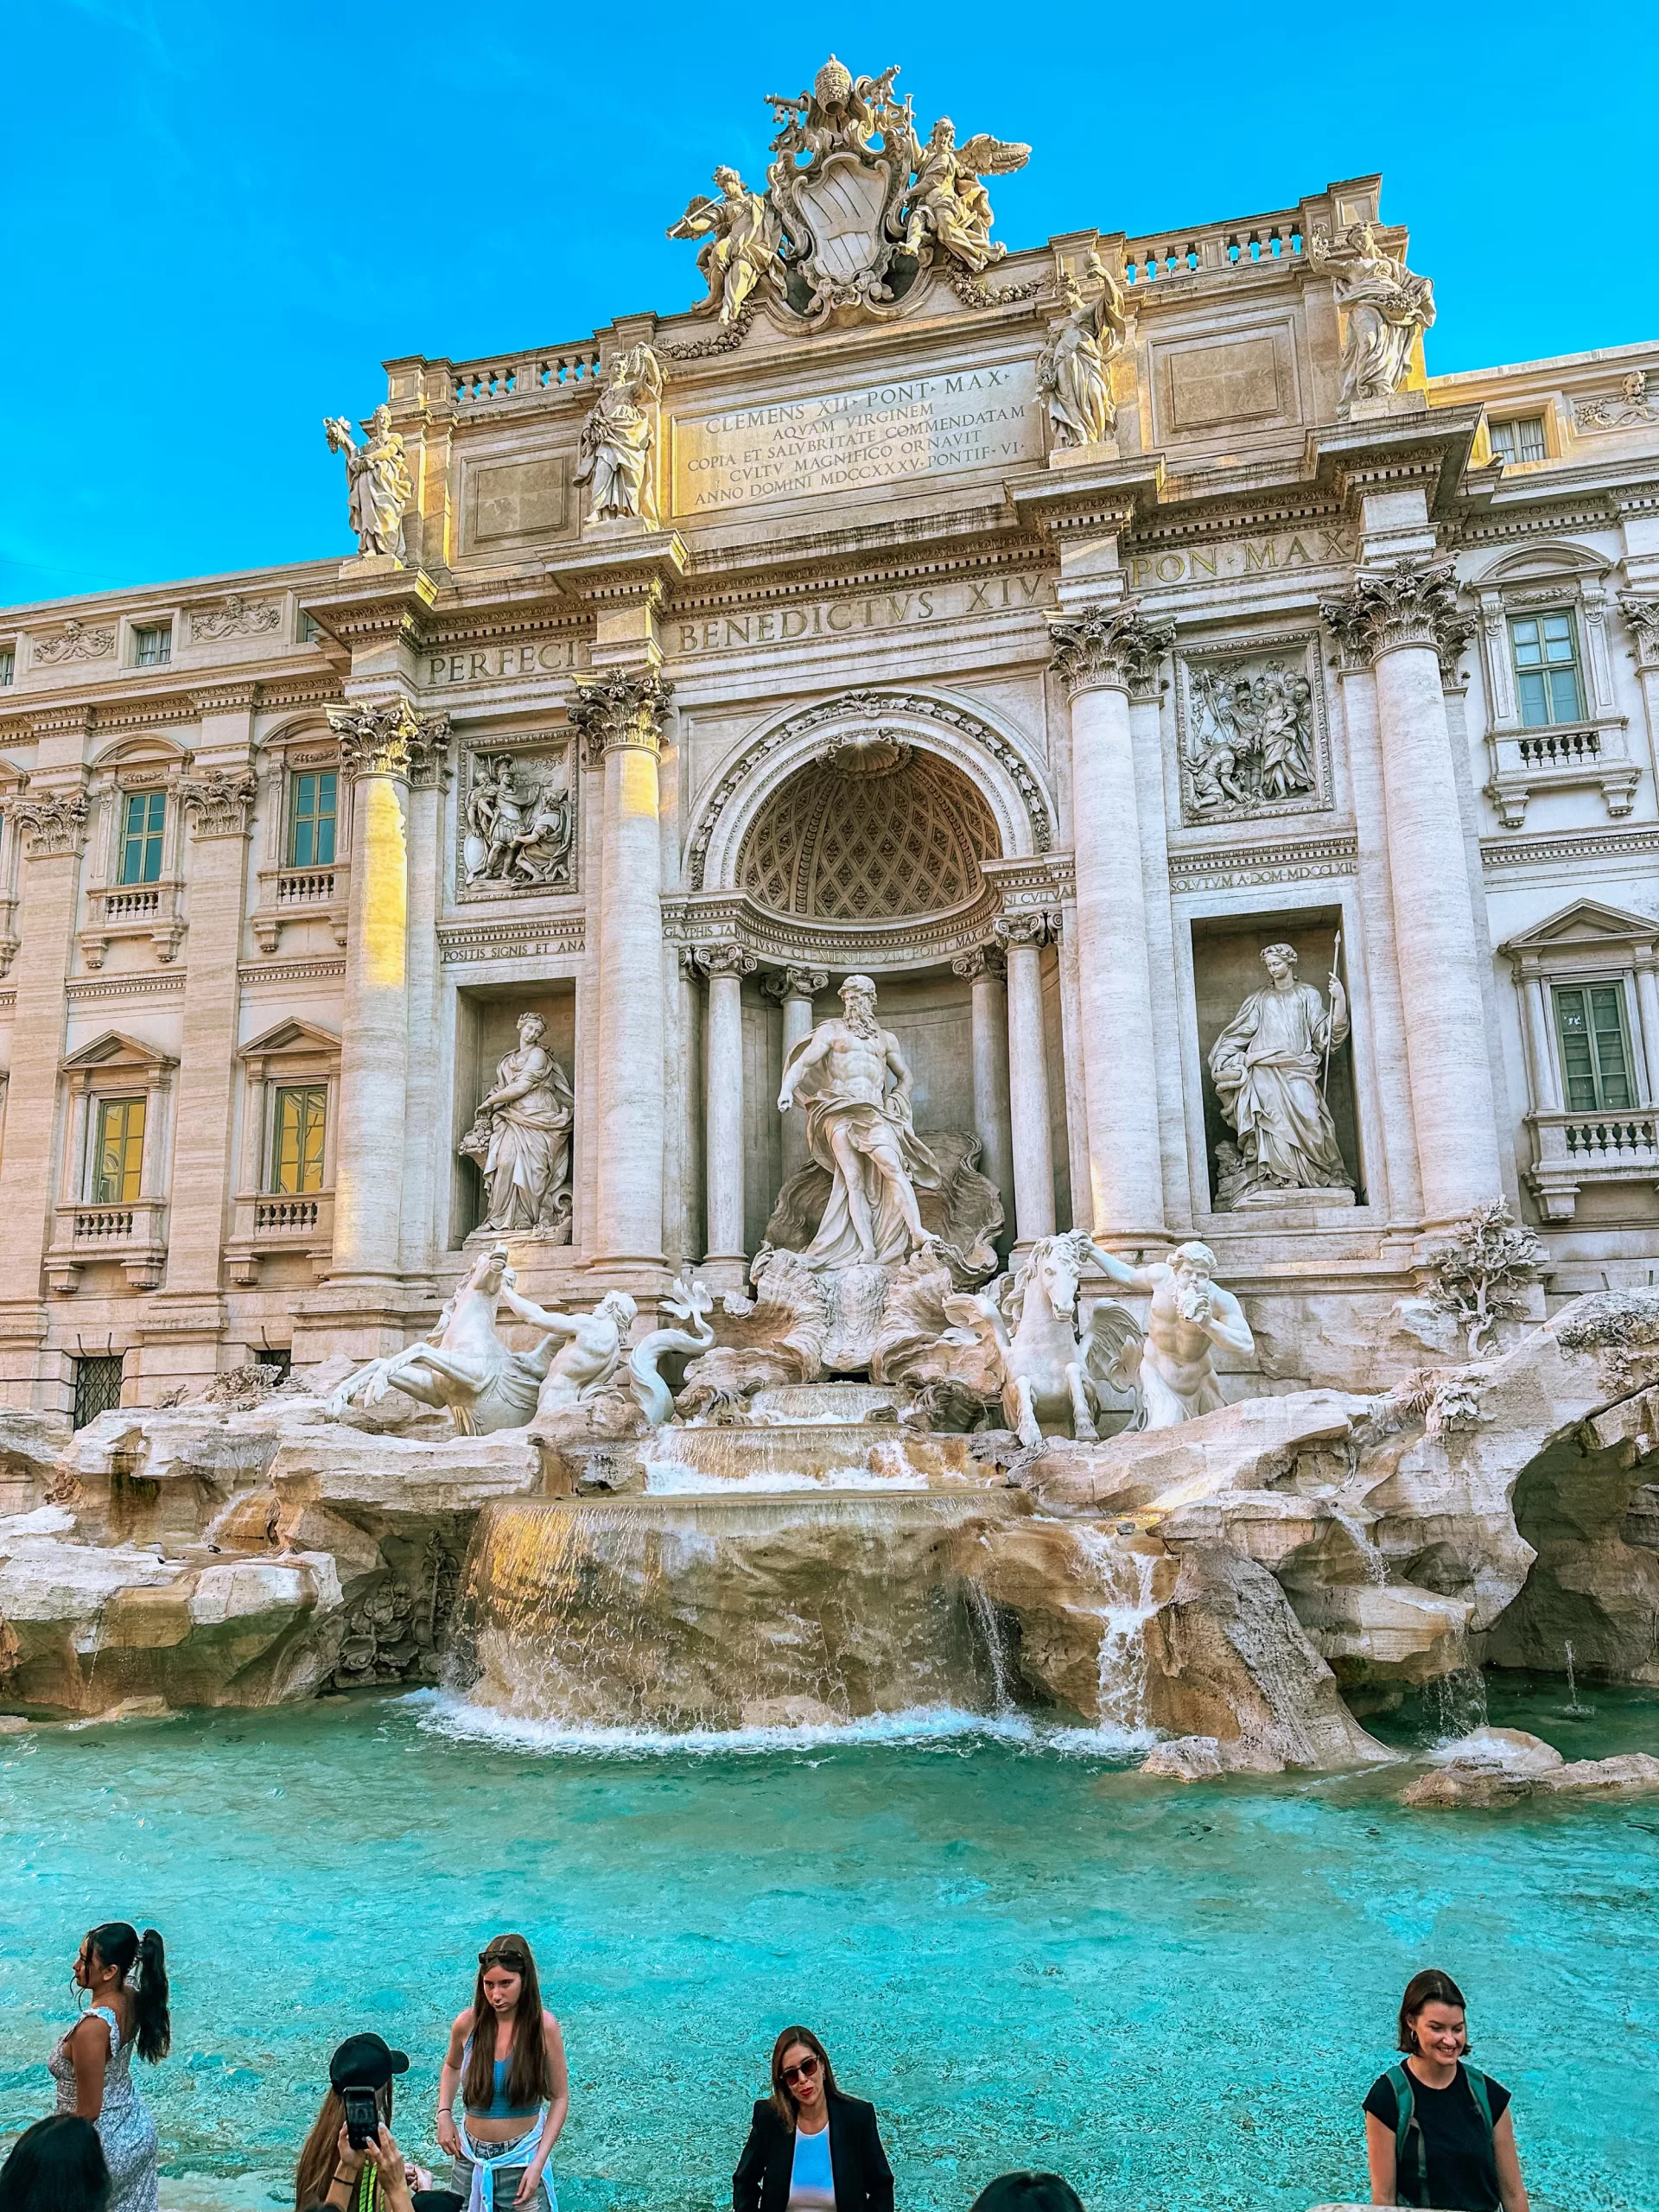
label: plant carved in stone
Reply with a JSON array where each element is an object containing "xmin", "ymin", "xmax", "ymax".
[
  {"xmin": 33, "ymin": 621, "xmax": 115, "ymax": 666},
  {"xmin": 1418, "ymin": 1199, "xmax": 1544, "ymax": 1358}
]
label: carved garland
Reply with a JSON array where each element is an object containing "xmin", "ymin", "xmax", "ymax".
[{"xmin": 687, "ymin": 689, "xmax": 1052, "ymax": 893}]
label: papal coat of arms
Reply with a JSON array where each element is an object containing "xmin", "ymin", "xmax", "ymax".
[{"xmin": 668, "ymin": 56, "xmax": 1029, "ymax": 330}]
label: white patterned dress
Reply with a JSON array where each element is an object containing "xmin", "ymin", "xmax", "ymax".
[{"xmin": 48, "ymin": 2002, "xmax": 160, "ymax": 2212}]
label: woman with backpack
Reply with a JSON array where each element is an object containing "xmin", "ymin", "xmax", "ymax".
[{"xmin": 1363, "ymin": 1969, "xmax": 1529, "ymax": 2211}]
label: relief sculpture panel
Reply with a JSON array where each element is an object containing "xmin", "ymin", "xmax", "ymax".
[
  {"xmin": 457, "ymin": 737, "xmax": 575, "ymax": 894},
  {"xmin": 1173, "ymin": 634, "xmax": 1330, "ymax": 825}
]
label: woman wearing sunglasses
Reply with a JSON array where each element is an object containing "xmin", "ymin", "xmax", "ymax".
[{"xmin": 733, "ymin": 2028, "xmax": 893, "ymax": 2212}]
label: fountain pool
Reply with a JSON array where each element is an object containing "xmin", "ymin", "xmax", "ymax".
[{"xmin": 2, "ymin": 1684, "xmax": 1656, "ymax": 2212}]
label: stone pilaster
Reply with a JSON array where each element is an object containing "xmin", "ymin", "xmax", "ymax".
[
  {"xmin": 397, "ymin": 739, "xmax": 449, "ymax": 1287},
  {"xmin": 1321, "ymin": 558, "xmax": 1501, "ymax": 1226},
  {"xmin": 763, "ymin": 967, "xmax": 827, "ymax": 1184},
  {"xmin": 951, "ymin": 944, "xmax": 1014, "ymax": 1245},
  {"xmin": 569, "ymin": 668, "xmax": 674, "ymax": 1279},
  {"xmin": 1046, "ymin": 601, "xmax": 1173, "ymax": 1246},
  {"xmin": 696, "ymin": 942, "xmax": 757, "ymax": 1290},
  {"xmin": 993, "ymin": 915, "xmax": 1058, "ymax": 1247}
]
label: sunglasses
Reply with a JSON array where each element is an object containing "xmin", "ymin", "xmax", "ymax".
[
  {"xmin": 480, "ymin": 1954, "xmax": 528, "ymax": 1972},
  {"xmin": 781, "ymin": 2057, "xmax": 821, "ymax": 2084}
]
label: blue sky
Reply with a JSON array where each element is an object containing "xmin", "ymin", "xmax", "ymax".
[{"xmin": 6, "ymin": 1, "xmax": 1656, "ymax": 607}]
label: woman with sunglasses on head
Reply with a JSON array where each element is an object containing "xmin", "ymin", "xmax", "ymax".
[
  {"xmin": 1363, "ymin": 1969, "xmax": 1529, "ymax": 2211},
  {"xmin": 733, "ymin": 2028, "xmax": 893, "ymax": 2212},
  {"xmin": 435, "ymin": 1935, "xmax": 568, "ymax": 2211},
  {"xmin": 45, "ymin": 1923, "xmax": 169, "ymax": 2212}
]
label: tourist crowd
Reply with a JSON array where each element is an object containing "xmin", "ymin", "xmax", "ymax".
[{"xmin": 0, "ymin": 1924, "xmax": 1530, "ymax": 2212}]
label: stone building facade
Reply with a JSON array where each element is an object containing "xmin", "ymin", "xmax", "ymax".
[{"xmin": 2, "ymin": 74, "xmax": 1657, "ymax": 1418}]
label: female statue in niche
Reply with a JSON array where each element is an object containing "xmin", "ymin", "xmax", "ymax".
[
  {"xmin": 1207, "ymin": 943, "xmax": 1351, "ymax": 1198},
  {"xmin": 460, "ymin": 1010, "xmax": 575, "ymax": 1236}
]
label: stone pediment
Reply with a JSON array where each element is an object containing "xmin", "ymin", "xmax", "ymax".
[
  {"xmin": 61, "ymin": 1029, "xmax": 177, "ymax": 1076},
  {"xmin": 238, "ymin": 1018, "xmax": 341, "ymax": 1060},
  {"xmin": 1500, "ymin": 898, "xmax": 1659, "ymax": 972}
]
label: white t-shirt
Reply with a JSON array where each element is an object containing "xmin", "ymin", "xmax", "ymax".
[{"xmin": 786, "ymin": 2124, "xmax": 836, "ymax": 2212}]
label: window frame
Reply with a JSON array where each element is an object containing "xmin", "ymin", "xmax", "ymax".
[
  {"xmin": 1551, "ymin": 977, "xmax": 1638, "ymax": 1114},
  {"xmin": 91, "ymin": 1094, "xmax": 148, "ymax": 1205},
  {"xmin": 131, "ymin": 622, "xmax": 173, "ymax": 670},
  {"xmin": 1490, "ymin": 415, "xmax": 1548, "ymax": 465},
  {"xmin": 1508, "ymin": 606, "xmax": 1587, "ymax": 729},
  {"xmin": 117, "ymin": 788, "xmax": 167, "ymax": 886},
  {"xmin": 287, "ymin": 767, "xmax": 338, "ymax": 869},
  {"xmin": 0, "ymin": 643, "xmax": 14, "ymax": 688},
  {"xmin": 270, "ymin": 1081, "xmax": 328, "ymax": 1195}
]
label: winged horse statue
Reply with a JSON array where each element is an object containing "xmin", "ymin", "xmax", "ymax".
[{"xmin": 946, "ymin": 1230, "xmax": 1142, "ymax": 1451}]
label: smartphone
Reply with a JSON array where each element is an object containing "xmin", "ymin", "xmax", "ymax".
[{"xmin": 342, "ymin": 2086, "xmax": 379, "ymax": 2152}]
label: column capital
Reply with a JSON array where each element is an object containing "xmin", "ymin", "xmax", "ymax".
[
  {"xmin": 693, "ymin": 941, "xmax": 758, "ymax": 981},
  {"xmin": 327, "ymin": 697, "xmax": 451, "ymax": 783},
  {"xmin": 178, "ymin": 767, "xmax": 258, "ymax": 839},
  {"xmin": 569, "ymin": 668, "xmax": 675, "ymax": 765},
  {"xmin": 762, "ymin": 964, "xmax": 829, "ymax": 1002},
  {"xmin": 1046, "ymin": 600, "xmax": 1174, "ymax": 698},
  {"xmin": 1618, "ymin": 591, "xmax": 1659, "ymax": 672},
  {"xmin": 1320, "ymin": 556, "xmax": 1476, "ymax": 679},
  {"xmin": 3, "ymin": 781, "xmax": 89, "ymax": 859},
  {"xmin": 950, "ymin": 943, "xmax": 1007, "ymax": 982},
  {"xmin": 995, "ymin": 910, "xmax": 1060, "ymax": 949}
]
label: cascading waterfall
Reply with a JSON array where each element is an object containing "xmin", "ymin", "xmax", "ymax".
[{"xmin": 1066, "ymin": 1525, "xmax": 1161, "ymax": 1738}]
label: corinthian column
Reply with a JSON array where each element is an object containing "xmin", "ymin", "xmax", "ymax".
[
  {"xmin": 569, "ymin": 669, "xmax": 674, "ymax": 1274},
  {"xmin": 696, "ymin": 942, "xmax": 757, "ymax": 1291},
  {"xmin": 993, "ymin": 916, "xmax": 1057, "ymax": 1246},
  {"xmin": 1046, "ymin": 603, "xmax": 1173, "ymax": 1246},
  {"xmin": 326, "ymin": 698, "xmax": 448, "ymax": 1286},
  {"xmin": 951, "ymin": 944, "xmax": 1014, "ymax": 1240},
  {"xmin": 1322, "ymin": 559, "xmax": 1499, "ymax": 1225},
  {"xmin": 764, "ymin": 967, "xmax": 827, "ymax": 1184}
]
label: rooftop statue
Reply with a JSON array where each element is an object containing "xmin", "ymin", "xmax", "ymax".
[
  {"xmin": 1036, "ymin": 253, "xmax": 1127, "ymax": 448},
  {"xmin": 669, "ymin": 56, "xmax": 1029, "ymax": 327},
  {"xmin": 574, "ymin": 343, "xmax": 662, "ymax": 523},
  {"xmin": 1308, "ymin": 221, "xmax": 1434, "ymax": 410},
  {"xmin": 322, "ymin": 402, "xmax": 415, "ymax": 560}
]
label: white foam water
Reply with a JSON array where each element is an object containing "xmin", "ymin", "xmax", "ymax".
[{"xmin": 641, "ymin": 1464, "xmax": 930, "ymax": 1495}]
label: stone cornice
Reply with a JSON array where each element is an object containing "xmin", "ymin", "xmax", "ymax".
[
  {"xmin": 1319, "ymin": 556, "xmax": 1475, "ymax": 676},
  {"xmin": 567, "ymin": 669, "xmax": 674, "ymax": 765},
  {"xmin": 327, "ymin": 697, "xmax": 452, "ymax": 783},
  {"xmin": 300, "ymin": 565, "xmax": 440, "ymax": 654},
  {"xmin": 1046, "ymin": 600, "xmax": 1176, "ymax": 696}
]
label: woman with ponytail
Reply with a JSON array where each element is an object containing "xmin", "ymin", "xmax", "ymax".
[{"xmin": 45, "ymin": 1923, "xmax": 170, "ymax": 2212}]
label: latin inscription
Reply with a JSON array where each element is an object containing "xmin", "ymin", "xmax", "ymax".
[
  {"xmin": 426, "ymin": 639, "xmax": 585, "ymax": 686},
  {"xmin": 671, "ymin": 364, "xmax": 1042, "ymax": 514},
  {"xmin": 1126, "ymin": 527, "xmax": 1356, "ymax": 589},
  {"xmin": 671, "ymin": 573, "xmax": 1052, "ymax": 656}
]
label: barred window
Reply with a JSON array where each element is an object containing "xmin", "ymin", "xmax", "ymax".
[
  {"xmin": 1553, "ymin": 982, "xmax": 1636, "ymax": 1113},
  {"xmin": 73, "ymin": 1355, "xmax": 125, "ymax": 1429},
  {"xmin": 118, "ymin": 790, "xmax": 166, "ymax": 885},
  {"xmin": 270, "ymin": 1084, "xmax": 327, "ymax": 1193},
  {"xmin": 1510, "ymin": 610, "xmax": 1586, "ymax": 728},
  {"xmin": 289, "ymin": 771, "xmax": 337, "ymax": 867}
]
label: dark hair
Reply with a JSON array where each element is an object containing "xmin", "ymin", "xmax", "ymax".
[
  {"xmin": 294, "ymin": 2084, "xmax": 392, "ymax": 2210},
  {"xmin": 1398, "ymin": 1967, "xmax": 1471, "ymax": 2054},
  {"xmin": 85, "ymin": 1924, "xmax": 169, "ymax": 2064},
  {"xmin": 462, "ymin": 1935, "xmax": 551, "ymax": 2118},
  {"xmin": 767, "ymin": 2026, "xmax": 838, "ymax": 2129},
  {"xmin": 969, "ymin": 2177, "xmax": 1086, "ymax": 2212},
  {"xmin": 0, "ymin": 2113, "xmax": 112, "ymax": 2212}
]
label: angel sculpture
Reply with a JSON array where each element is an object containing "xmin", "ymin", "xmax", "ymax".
[
  {"xmin": 899, "ymin": 116, "xmax": 1030, "ymax": 274},
  {"xmin": 322, "ymin": 404, "xmax": 414, "ymax": 560},
  {"xmin": 1036, "ymin": 252, "xmax": 1127, "ymax": 448},
  {"xmin": 944, "ymin": 1230, "xmax": 1142, "ymax": 1451},
  {"xmin": 668, "ymin": 167, "xmax": 781, "ymax": 325},
  {"xmin": 574, "ymin": 343, "xmax": 662, "ymax": 524}
]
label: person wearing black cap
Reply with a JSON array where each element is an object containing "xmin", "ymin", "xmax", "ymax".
[{"xmin": 295, "ymin": 2034, "xmax": 411, "ymax": 2212}]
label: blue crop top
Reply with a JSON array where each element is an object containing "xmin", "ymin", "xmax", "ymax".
[{"xmin": 461, "ymin": 2035, "xmax": 543, "ymax": 2120}]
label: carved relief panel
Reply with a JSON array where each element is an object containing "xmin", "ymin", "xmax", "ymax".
[
  {"xmin": 1173, "ymin": 632, "xmax": 1331, "ymax": 825},
  {"xmin": 455, "ymin": 733, "xmax": 576, "ymax": 897}
]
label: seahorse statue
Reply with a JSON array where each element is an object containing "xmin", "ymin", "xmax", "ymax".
[{"xmin": 628, "ymin": 1273, "xmax": 717, "ymax": 1427}]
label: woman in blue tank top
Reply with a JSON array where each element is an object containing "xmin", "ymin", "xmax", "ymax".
[{"xmin": 436, "ymin": 1934, "xmax": 568, "ymax": 2212}]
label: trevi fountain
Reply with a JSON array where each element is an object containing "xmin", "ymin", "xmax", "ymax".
[{"xmin": 3, "ymin": 56, "xmax": 1659, "ymax": 2212}]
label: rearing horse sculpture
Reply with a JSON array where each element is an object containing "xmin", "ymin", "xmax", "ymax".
[{"xmin": 948, "ymin": 1230, "xmax": 1142, "ymax": 1451}]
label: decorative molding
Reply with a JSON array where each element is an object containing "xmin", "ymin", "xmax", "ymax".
[
  {"xmin": 950, "ymin": 944, "xmax": 1007, "ymax": 982},
  {"xmin": 327, "ymin": 697, "xmax": 451, "ymax": 783},
  {"xmin": 436, "ymin": 916, "xmax": 587, "ymax": 965},
  {"xmin": 1320, "ymin": 557, "xmax": 1475, "ymax": 679},
  {"xmin": 1618, "ymin": 593, "xmax": 1659, "ymax": 671},
  {"xmin": 567, "ymin": 669, "xmax": 674, "ymax": 766},
  {"xmin": 761, "ymin": 965, "xmax": 830, "ymax": 1002},
  {"xmin": 237, "ymin": 957, "xmax": 348, "ymax": 988},
  {"xmin": 1573, "ymin": 369, "xmax": 1659, "ymax": 433},
  {"xmin": 1480, "ymin": 823, "xmax": 1659, "ymax": 873},
  {"xmin": 1046, "ymin": 601, "xmax": 1175, "ymax": 697},
  {"xmin": 188, "ymin": 595, "xmax": 283, "ymax": 642},
  {"xmin": 1166, "ymin": 832, "xmax": 1359, "ymax": 893},
  {"xmin": 4, "ymin": 785, "xmax": 89, "ymax": 857},
  {"xmin": 65, "ymin": 972, "xmax": 190, "ymax": 1004},
  {"xmin": 33, "ymin": 621, "xmax": 115, "ymax": 666},
  {"xmin": 692, "ymin": 942, "xmax": 759, "ymax": 980},
  {"xmin": 993, "ymin": 910, "xmax": 1060, "ymax": 947},
  {"xmin": 179, "ymin": 767, "xmax": 258, "ymax": 838}
]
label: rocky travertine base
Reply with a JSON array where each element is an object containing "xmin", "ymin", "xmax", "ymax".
[{"xmin": 2, "ymin": 1294, "xmax": 1657, "ymax": 1772}]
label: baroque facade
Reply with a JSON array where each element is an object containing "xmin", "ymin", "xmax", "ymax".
[{"xmin": 2, "ymin": 64, "xmax": 1658, "ymax": 1416}]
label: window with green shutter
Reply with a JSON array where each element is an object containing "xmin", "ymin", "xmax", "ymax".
[
  {"xmin": 1510, "ymin": 610, "xmax": 1586, "ymax": 728},
  {"xmin": 118, "ymin": 791, "xmax": 166, "ymax": 884},
  {"xmin": 1552, "ymin": 982, "xmax": 1635, "ymax": 1112}
]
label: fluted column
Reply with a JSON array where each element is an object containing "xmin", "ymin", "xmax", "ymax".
[
  {"xmin": 951, "ymin": 944, "xmax": 1014, "ymax": 1240},
  {"xmin": 697, "ymin": 942, "xmax": 757, "ymax": 1289},
  {"xmin": 1046, "ymin": 603, "xmax": 1173, "ymax": 1246},
  {"xmin": 1322, "ymin": 561, "xmax": 1501, "ymax": 1224},
  {"xmin": 326, "ymin": 698, "xmax": 448, "ymax": 1284},
  {"xmin": 569, "ymin": 669, "xmax": 673, "ymax": 1274},
  {"xmin": 764, "ymin": 966, "xmax": 827, "ymax": 1183},
  {"xmin": 994, "ymin": 916, "xmax": 1056, "ymax": 1246}
]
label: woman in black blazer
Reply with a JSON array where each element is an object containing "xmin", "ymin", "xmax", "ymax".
[{"xmin": 733, "ymin": 2027, "xmax": 893, "ymax": 2212}]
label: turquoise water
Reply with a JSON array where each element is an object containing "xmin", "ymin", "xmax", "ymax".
[{"xmin": 2, "ymin": 1682, "xmax": 1656, "ymax": 2212}]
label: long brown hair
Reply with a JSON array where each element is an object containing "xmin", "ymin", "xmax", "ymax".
[
  {"xmin": 295, "ymin": 2083, "xmax": 391, "ymax": 2209},
  {"xmin": 1398, "ymin": 1967, "xmax": 1471, "ymax": 2054},
  {"xmin": 768, "ymin": 2026, "xmax": 838, "ymax": 2130},
  {"xmin": 461, "ymin": 1934, "xmax": 552, "ymax": 2116}
]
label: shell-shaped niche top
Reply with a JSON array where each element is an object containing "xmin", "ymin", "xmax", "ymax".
[{"xmin": 739, "ymin": 733, "xmax": 1000, "ymax": 920}]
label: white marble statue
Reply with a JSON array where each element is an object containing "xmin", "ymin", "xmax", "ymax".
[
  {"xmin": 950, "ymin": 1230, "xmax": 1142, "ymax": 1450},
  {"xmin": 498, "ymin": 1281, "xmax": 638, "ymax": 1416},
  {"xmin": 899, "ymin": 117, "xmax": 1030, "ymax": 273},
  {"xmin": 324, "ymin": 1243, "xmax": 543, "ymax": 1434},
  {"xmin": 1036, "ymin": 255, "xmax": 1126, "ymax": 448},
  {"xmin": 1087, "ymin": 1241, "xmax": 1255, "ymax": 1428},
  {"xmin": 322, "ymin": 404, "xmax": 415, "ymax": 559},
  {"xmin": 777, "ymin": 974, "xmax": 941, "ymax": 1268},
  {"xmin": 464, "ymin": 753, "xmax": 573, "ymax": 887},
  {"xmin": 1309, "ymin": 222, "xmax": 1435, "ymax": 407},
  {"xmin": 1208, "ymin": 944, "xmax": 1351, "ymax": 1196},
  {"xmin": 574, "ymin": 344, "xmax": 662, "ymax": 523},
  {"xmin": 668, "ymin": 168, "xmax": 780, "ymax": 324},
  {"xmin": 459, "ymin": 1011, "xmax": 575, "ymax": 1236}
]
